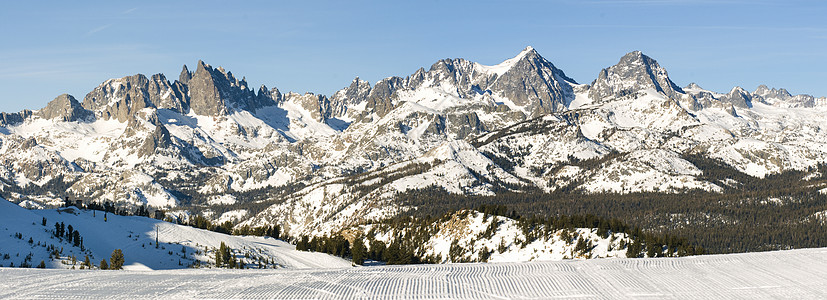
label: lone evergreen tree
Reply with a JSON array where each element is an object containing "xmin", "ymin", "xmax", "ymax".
[
  {"xmin": 214, "ymin": 246, "xmax": 223, "ymax": 267},
  {"xmin": 99, "ymin": 259, "xmax": 108, "ymax": 270},
  {"xmin": 37, "ymin": 260, "xmax": 46, "ymax": 268},
  {"xmin": 109, "ymin": 249, "xmax": 124, "ymax": 270}
]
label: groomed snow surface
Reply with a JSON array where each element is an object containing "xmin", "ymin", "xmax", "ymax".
[{"xmin": 2, "ymin": 248, "xmax": 827, "ymax": 299}]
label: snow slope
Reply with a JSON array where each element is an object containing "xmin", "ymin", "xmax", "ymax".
[
  {"xmin": 0, "ymin": 198, "xmax": 350, "ymax": 270},
  {"xmin": 1, "ymin": 247, "xmax": 826, "ymax": 299}
]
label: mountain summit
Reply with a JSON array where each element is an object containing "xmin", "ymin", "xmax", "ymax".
[{"xmin": 589, "ymin": 51, "xmax": 684, "ymax": 102}]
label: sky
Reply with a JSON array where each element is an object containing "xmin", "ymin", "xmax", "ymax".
[{"xmin": 1, "ymin": 0, "xmax": 826, "ymax": 112}]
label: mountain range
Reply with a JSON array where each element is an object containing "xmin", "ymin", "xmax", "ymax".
[{"xmin": 2, "ymin": 46, "xmax": 826, "ymax": 237}]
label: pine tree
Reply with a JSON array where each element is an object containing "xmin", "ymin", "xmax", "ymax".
[
  {"xmin": 214, "ymin": 247, "xmax": 222, "ymax": 267},
  {"xmin": 37, "ymin": 260, "xmax": 46, "ymax": 268},
  {"xmin": 100, "ymin": 259, "xmax": 108, "ymax": 270},
  {"xmin": 351, "ymin": 238, "xmax": 366, "ymax": 265},
  {"xmin": 109, "ymin": 249, "xmax": 124, "ymax": 270},
  {"xmin": 219, "ymin": 242, "xmax": 233, "ymax": 268},
  {"xmin": 84, "ymin": 255, "xmax": 91, "ymax": 268}
]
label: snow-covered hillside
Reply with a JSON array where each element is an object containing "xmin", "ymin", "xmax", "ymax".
[
  {"xmin": 2, "ymin": 247, "xmax": 826, "ymax": 299},
  {"xmin": 0, "ymin": 198, "xmax": 350, "ymax": 270},
  {"xmin": 354, "ymin": 210, "xmax": 632, "ymax": 263}
]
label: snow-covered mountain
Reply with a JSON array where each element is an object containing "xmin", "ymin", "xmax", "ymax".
[{"xmin": 2, "ymin": 47, "xmax": 827, "ymax": 238}]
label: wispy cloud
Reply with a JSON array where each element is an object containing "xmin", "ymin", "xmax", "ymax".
[
  {"xmin": 582, "ymin": 0, "xmax": 773, "ymax": 5},
  {"xmin": 85, "ymin": 24, "xmax": 111, "ymax": 36},
  {"xmin": 122, "ymin": 7, "xmax": 138, "ymax": 14},
  {"xmin": 555, "ymin": 24, "xmax": 827, "ymax": 32}
]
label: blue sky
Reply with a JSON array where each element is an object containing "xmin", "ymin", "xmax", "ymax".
[{"xmin": 1, "ymin": 0, "xmax": 825, "ymax": 112}]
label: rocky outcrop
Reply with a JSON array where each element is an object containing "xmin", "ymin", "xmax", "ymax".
[
  {"xmin": 752, "ymin": 85, "xmax": 818, "ymax": 108},
  {"xmin": 188, "ymin": 60, "xmax": 271, "ymax": 116},
  {"xmin": 721, "ymin": 86, "xmax": 753, "ymax": 108},
  {"xmin": 179, "ymin": 64, "xmax": 192, "ymax": 85},
  {"xmin": 37, "ymin": 94, "xmax": 93, "ymax": 122},
  {"xmin": 589, "ymin": 51, "xmax": 684, "ymax": 102},
  {"xmin": 82, "ymin": 74, "xmax": 188, "ymax": 122},
  {"xmin": 0, "ymin": 110, "xmax": 33, "ymax": 126},
  {"xmin": 365, "ymin": 77, "xmax": 404, "ymax": 118},
  {"xmin": 329, "ymin": 77, "xmax": 371, "ymax": 118},
  {"xmin": 257, "ymin": 85, "xmax": 282, "ymax": 106},
  {"xmin": 138, "ymin": 124, "xmax": 174, "ymax": 157},
  {"xmin": 284, "ymin": 92, "xmax": 331, "ymax": 122},
  {"xmin": 489, "ymin": 47, "xmax": 577, "ymax": 116}
]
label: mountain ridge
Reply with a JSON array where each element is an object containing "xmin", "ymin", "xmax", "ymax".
[{"xmin": 2, "ymin": 47, "xmax": 827, "ymax": 239}]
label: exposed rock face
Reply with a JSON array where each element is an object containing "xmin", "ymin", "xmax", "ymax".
[
  {"xmin": 399, "ymin": 47, "xmax": 577, "ymax": 118},
  {"xmin": 0, "ymin": 110, "xmax": 33, "ymax": 126},
  {"xmin": 365, "ymin": 77, "xmax": 404, "ymax": 118},
  {"xmin": 721, "ymin": 86, "xmax": 753, "ymax": 108},
  {"xmin": 329, "ymin": 77, "xmax": 371, "ymax": 118},
  {"xmin": 489, "ymin": 47, "xmax": 577, "ymax": 116},
  {"xmin": 284, "ymin": 92, "xmax": 331, "ymax": 122},
  {"xmin": 179, "ymin": 64, "xmax": 192, "ymax": 85},
  {"xmin": 37, "ymin": 94, "xmax": 93, "ymax": 122},
  {"xmin": 138, "ymin": 124, "xmax": 173, "ymax": 157},
  {"xmin": 82, "ymin": 74, "xmax": 188, "ymax": 122},
  {"xmin": 188, "ymin": 60, "xmax": 271, "ymax": 116},
  {"xmin": 188, "ymin": 61, "xmax": 230, "ymax": 116},
  {"xmin": 257, "ymin": 85, "xmax": 282, "ymax": 106},
  {"xmin": 589, "ymin": 51, "xmax": 684, "ymax": 102},
  {"xmin": 752, "ymin": 84, "xmax": 818, "ymax": 108}
]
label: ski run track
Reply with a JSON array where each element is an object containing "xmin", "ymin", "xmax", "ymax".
[{"xmin": 2, "ymin": 247, "xmax": 827, "ymax": 299}]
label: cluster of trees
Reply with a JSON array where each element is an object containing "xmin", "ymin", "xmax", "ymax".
[
  {"xmin": 181, "ymin": 215, "xmax": 282, "ymax": 240},
  {"xmin": 186, "ymin": 215, "xmax": 235, "ymax": 234},
  {"xmin": 214, "ymin": 242, "xmax": 241, "ymax": 268},
  {"xmin": 53, "ymin": 222, "xmax": 84, "ymax": 249},
  {"xmin": 295, "ymin": 232, "xmax": 424, "ymax": 265},
  {"xmin": 295, "ymin": 235, "xmax": 351, "ymax": 259}
]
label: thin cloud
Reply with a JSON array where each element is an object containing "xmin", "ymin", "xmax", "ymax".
[
  {"xmin": 555, "ymin": 24, "xmax": 827, "ymax": 32},
  {"xmin": 122, "ymin": 7, "xmax": 138, "ymax": 14},
  {"xmin": 582, "ymin": 0, "xmax": 772, "ymax": 5},
  {"xmin": 85, "ymin": 24, "xmax": 111, "ymax": 36}
]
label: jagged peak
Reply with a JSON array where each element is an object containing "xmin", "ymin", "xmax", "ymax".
[
  {"xmin": 729, "ymin": 86, "xmax": 748, "ymax": 95},
  {"xmin": 754, "ymin": 84, "xmax": 770, "ymax": 94},
  {"xmin": 38, "ymin": 94, "xmax": 93, "ymax": 122},
  {"xmin": 589, "ymin": 51, "xmax": 684, "ymax": 101},
  {"xmin": 684, "ymin": 82, "xmax": 704, "ymax": 91},
  {"xmin": 474, "ymin": 46, "xmax": 541, "ymax": 77},
  {"xmin": 616, "ymin": 50, "xmax": 661, "ymax": 69},
  {"xmin": 196, "ymin": 59, "xmax": 209, "ymax": 70}
]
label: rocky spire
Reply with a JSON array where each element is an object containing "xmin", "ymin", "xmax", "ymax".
[
  {"xmin": 179, "ymin": 64, "xmax": 192, "ymax": 85},
  {"xmin": 187, "ymin": 60, "xmax": 270, "ymax": 116}
]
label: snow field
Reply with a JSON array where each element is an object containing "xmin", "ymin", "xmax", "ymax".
[{"xmin": 2, "ymin": 247, "xmax": 827, "ymax": 299}]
